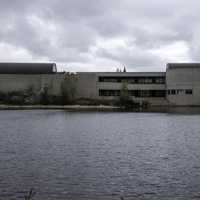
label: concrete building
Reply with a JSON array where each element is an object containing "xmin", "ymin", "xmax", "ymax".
[
  {"xmin": 0, "ymin": 63, "xmax": 64, "ymax": 96},
  {"xmin": 166, "ymin": 63, "xmax": 200, "ymax": 106},
  {"xmin": 75, "ymin": 63, "xmax": 200, "ymax": 106},
  {"xmin": 76, "ymin": 72, "xmax": 167, "ymax": 106},
  {"xmin": 0, "ymin": 62, "xmax": 199, "ymax": 106}
]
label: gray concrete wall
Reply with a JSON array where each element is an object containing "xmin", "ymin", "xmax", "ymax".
[
  {"xmin": 166, "ymin": 66, "xmax": 200, "ymax": 105},
  {"xmin": 76, "ymin": 73, "xmax": 98, "ymax": 99},
  {"xmin": 0, "ymin": 74, "xmax": 65, "ymax": 96}
]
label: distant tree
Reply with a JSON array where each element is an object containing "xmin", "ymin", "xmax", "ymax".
[
  {"xmin": 61, "ymin": 73, "xmax": 78, "ymax": 104},
  {"xmin": 123, "ymin": 66, "xmax": 126, "ymax": 72},
  {"xmin": 120, "ymin": 81, "xmax": 129, "ymax": 103},
  {"xmin": 119, "ymin": 81, "xmax": 134, "ymax": 109},
  {"xmin": 40, "ymin": 84, "xmax": 49, "ymax": 105}
]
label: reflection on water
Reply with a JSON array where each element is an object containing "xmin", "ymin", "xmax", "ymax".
[
  {"xmin": 142, "ymin": 106, "xmax": 200, "ymax": 115},
  {"xmin": 167, "ymin": 107, "xmax": 200, "ymax": 114},
  {"xmin": 0, "ymin": 110, "xmax": 200, "ymax": 199}
]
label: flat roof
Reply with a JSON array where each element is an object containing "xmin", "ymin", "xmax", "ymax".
[
  {"xmin": 0, "ymin": 63, "xmax": 57, "ymax": 74},
  {"xmin": 77, "ymin": 72, "xmax": 166, "ymax": 77}
]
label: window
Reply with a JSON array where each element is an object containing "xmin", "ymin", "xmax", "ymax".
[
  {"xmin": 99, "ymin": 89, "xmax": 166, "ymax": 97},
  {"xmin": 98, "ymin": 76, "xmax": 165, "ymax": 84},
  {"xmin": 152, "ymin": 90, "xmax": 166, "ymax": 97},
  {"xmin": 171, "ymin": 90, "xmax": 176, "ymax": 95},
  {"xmin": 168, "ymin": 89, "xmax": 193, "ymax": 95},
  {"xmin": 185, "ymin": 89, "xmax": 193, "ymax": 95},
  {"xmin": 139, "ymin": 90, "xmax": 151, "ymax": 97},
  {"xmin": 99, "ymin": 90, "xmax": 120, "ymax": 96},
  {"xmin": 154, "ymin": 78, "xmax": 165, "ymax": 84}
]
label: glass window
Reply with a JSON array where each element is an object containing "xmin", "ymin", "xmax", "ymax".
[
  {"xmin": 98, "ymin": 76, "xmax": 165, "ymax": 84},
  {"xmin": 155, "ymin": 78, "xmax": 165, "ymax": 84},
  {"xmin": 185, "ymin": 89, "xmax": 193, "ymax": 95},
  {"xmin": 171, "ymin": 90, "xmax": 176, "ymax": 95}
]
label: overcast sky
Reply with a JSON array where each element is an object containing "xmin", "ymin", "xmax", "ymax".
[{"xmin": 0, "ymin": 0, "xmax": 199, "ymax": 72}]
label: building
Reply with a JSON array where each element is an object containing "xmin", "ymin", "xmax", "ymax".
[
  {"xmin": 0, "ymin": 62, "xmax": 199, "ymax": 106},
  {"xmin": 75, "ymin": 71, "xmax": 167, "ymax": 106},
  {"xmin": 166, "ymin": 63, "xmax": 200, "ymax": 106},
  {"xmin": 0, "ymin": 63, "xmax": 57, "ymax": 74},
  {"xmin": 75, "ymin": 63, "xmax": 200, "ymax": 106},
  {"xmin": 0, "ymin": 63, "xmax": 64, "ymax": 97}
]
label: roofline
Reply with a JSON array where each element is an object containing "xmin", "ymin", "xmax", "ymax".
[
  {"xmin": 0, "ymin": 62, "xmax": 56, "ymax": 64},
  {"xmin": 167, "ymin": 63, "xmax": 200, "ymax": 69},
  {"xmin": 0, "ymin": 62, "xmax": 57, "ymax": 74},
  {"xmin": 76, "ymin": 72, "xmax": 166, "ymax": 74}
]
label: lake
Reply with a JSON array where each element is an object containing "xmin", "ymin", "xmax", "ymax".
[{"xmin": 1, "ymin": 110, "xmax": 200, "ymax": 199}]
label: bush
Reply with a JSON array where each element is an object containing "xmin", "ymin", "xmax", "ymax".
[
  {"xmin": 6, "ymin": 91, "xmax": 25, "ymax": 105},
  {"xmin": 118, "ymin": 82, "xmax": 136, "ymax": 109},
  {"xmin": 60, "ymin": 73, "xmax": 78, "ymax": 105},
  {"xmin": 39, "ymin": 85, "xmax": 49, "ymax": 105}
]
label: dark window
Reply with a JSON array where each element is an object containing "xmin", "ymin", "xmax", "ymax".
[
  {"xmin": 168, "ymin": 89, "xmax": 193, "ymax": 95},
  {"xmin": 185, "ymin": 89, "xmax": 193, "ymax": 95},
  {"xmin": 98, "ymin": 76, "xmax": 165, "ymax": 84},
  {"xmin": 171, "ymin": 90, "xmax": 176, "ymax": 95},
  {"xmin": 152, "ymin": 90, "xmax": 166, "ymax": 97},
  {"xmin": 99, "ymin": 89, "xmax": 166, "ymax": 97},
  {"xmin": 139, "ymin": 90, "xmax": 151, "ymax": 97},
  {"xmin": 154, "ymin": 78, "xmax": 165, "ymax": 84},
  {"xmin": 99, "ymin": 90, "xmax": 120, "ymax": 96}
]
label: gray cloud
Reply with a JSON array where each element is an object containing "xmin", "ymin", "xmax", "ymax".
[{"xmin": 0, "ymin": 0, "xmax": 199, "ymax": 71}]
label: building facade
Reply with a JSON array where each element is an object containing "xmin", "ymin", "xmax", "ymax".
[
  {"xmin": 0, "ymin": 63, "xmax": 64, "ymax": 97},
  {"xmin": 76, "ymin": 72, "xmax": 167, "ymax": 106},
  {"xmin": 0, "ymin": 62, "xmax": 199, "ymax": 106},
  {"xmin": 75, "ymin": 63, "xmax": 200, "ymax": 106},
  {"xmin": 166, "ymin": 63, "xmax": 200, "ymax": 106}
]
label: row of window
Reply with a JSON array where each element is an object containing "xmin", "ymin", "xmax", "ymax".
[
  {"xmin": 98, "ymin": 77, "xmax": 165, "ymax": 84},
  {"xmin": 168, "ymin": 89, "xmax": 193, "ymax": 95},
  {"xmin": 99, "ymin": 90, "xmax": 166, "ymax": 97}
]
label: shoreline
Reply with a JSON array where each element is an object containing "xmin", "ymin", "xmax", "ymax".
[
  {"xmin": 0, "ymin": 105, "xmax": 121, "ymax": 111},
  {"xmin": 0, "ymin": 105, "xmax": 200, "ymax": 114}
]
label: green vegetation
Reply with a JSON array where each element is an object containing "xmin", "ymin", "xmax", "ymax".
[
  {"xmin": 118, "ymin": 81, "xmax": 135, "ymax": 109},
  {"xmin": 0, "ymin": 85, "xmax": 61, "ymax": 105},
  {"xmin": 40, "ymin": 84, "xmax": 49, "ymax": 105},
  {"xmin": 61, "ymin": 73, "xmax": 77, "ymax": 104}
]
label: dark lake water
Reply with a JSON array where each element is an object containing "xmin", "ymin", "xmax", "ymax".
[{"xmin": 1, "ymin": 110, "xmax": 200, "ymax": 200}]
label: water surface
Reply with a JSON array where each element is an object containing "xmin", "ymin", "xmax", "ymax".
[{"xmin": 1, "ymin": 110, "xmax": 200, "ymax": 199}]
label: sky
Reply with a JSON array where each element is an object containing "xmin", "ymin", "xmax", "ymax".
[{"xmin": 0, "ymin": 0, "xmax": 199, "ymax": 72}]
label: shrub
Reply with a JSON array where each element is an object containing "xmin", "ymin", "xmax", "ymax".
[
  {"xmin": 61, "ymin": 73, "xmax": 78, "ymax": 104},
  {"xmin": 118, "ymin": 81, "xmax": 135, "ymax": 109}
]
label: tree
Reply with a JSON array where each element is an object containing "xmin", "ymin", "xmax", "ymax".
[
  {"xmin": 40, "ymin": 84, "xmax": 49, "ymax": 105},
  {"xmin": 119, "ymin": 81, "xmax": 134, "ymax": 109},
  {"xmin": 123, "ymin": 66, "xmax": 126, "ymax": 72},
  {"xmin": 61, "ymin": 73, "xmax": 77, "ymax": 104}
]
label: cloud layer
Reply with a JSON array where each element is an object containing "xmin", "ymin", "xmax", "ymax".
[{"xmin": 0, "ymin": 0, "xmax": 199, "ymax": 71}]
